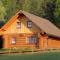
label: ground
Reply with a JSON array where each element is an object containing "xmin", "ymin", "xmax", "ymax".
[{"xmin": 0, "ymin": 52, "xmax": 60, "ymax": 60}]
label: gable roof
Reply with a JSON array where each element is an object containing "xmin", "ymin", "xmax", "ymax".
[{"xmin": 1, "ymin": 10, "xmax": 60, "ymax": 37}]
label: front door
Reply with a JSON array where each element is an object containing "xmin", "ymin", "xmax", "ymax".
[
  {"xmin": 0, "ymin": 36, "xmax": 3, "ymax": 49},
  {"xmin": 35, "ymin": 38, "xmax": 39, "ymax": 48}
]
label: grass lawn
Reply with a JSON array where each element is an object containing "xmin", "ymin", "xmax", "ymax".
[{"xmin": 0, "ymin": 52, "xmax": 60, "ymax": 60}]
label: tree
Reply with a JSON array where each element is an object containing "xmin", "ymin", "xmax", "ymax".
[
  {"xmin": 0, "ymin": 21, "xmax": 5, "ymax": 28},
  {"xmin": 43, "ymin": 0, "xmax": 56, "ymax": 22},
  {"xmin": 23, "ymin": 0, "xmax": 31, "ymax": 12},
  {"xmin": 0, "ymin": 1, "xmax": 6, "ymax": 21},
  {"xmin": 35, "ymin": 0, "xmax": 46, "ymax": 17},
  {"xmin": 16, "ymin": 0, "xmax": 24, "ymax": 11},
  {"xmin": 1, "ymin": 0, "xmax": 17, "ymax": 20},
  {"xmin": 54, "ymin": 0, "xmax": 60, "ymax": 27}
]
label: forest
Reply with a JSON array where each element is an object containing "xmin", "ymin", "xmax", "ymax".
[{"xmin": 0, "ymin": 0, "xmax": 60, "ymax": 28}]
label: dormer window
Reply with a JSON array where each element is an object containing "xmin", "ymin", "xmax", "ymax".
[
  {"xmin": 27, "ymin": 21, "xmax": 32, "ymax": 28},
  {"xmin": 16, "ymin": 21, "xmax": 21, "ymax": 28}
]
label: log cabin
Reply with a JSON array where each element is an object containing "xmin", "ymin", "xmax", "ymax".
[{"xmin": 0, "ymin": 10, "xmax": 60, "ymax": 50}]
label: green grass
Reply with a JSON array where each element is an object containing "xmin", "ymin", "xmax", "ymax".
[{"xmin": 0, "ymin": 52, "xmax": 60, "ymax": 60}]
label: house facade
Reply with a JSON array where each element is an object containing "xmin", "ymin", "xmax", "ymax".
[{"xmin": 0, "ymin": 10, "xmax": 60, "ymax": 49}]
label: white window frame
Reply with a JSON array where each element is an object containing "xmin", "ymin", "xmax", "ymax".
[
  {"xmin": 11, "ymin": 37, "xmax": 16, "ymax": 44},
  {"xmin": 27, "ymin": 21, "xmax": 32, "ymax": 28},
  {"xmin": 16, "ymin": 21, "xmax": 21, "ymax": 28}
]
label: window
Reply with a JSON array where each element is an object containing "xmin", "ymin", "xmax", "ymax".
[
  {"xmin": 27, "ymin": 21, "xmax": 32, "ymax": 28},
  {"xmin": 28, "ymin": 36, "xmax": 37, "ymax": 44},
  {"xmin": 16, "ymin": 22, "xmax": 21, "ymax": 28},
  {"xmin": 11, "ymin": 37, "xmax": 16, "ymax": 44}
]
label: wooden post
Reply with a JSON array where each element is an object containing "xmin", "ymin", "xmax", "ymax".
[{"xmin": 46, "ymin": 36, "xmax": 48, "ymax": 49}]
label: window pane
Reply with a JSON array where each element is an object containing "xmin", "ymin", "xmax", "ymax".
[
  {"xmin": 27, "ymin": 21, "xmax": 32, "ymax": 28},
  {"xmin": 11, "ymin": 37, "xmax": 16, "ymax": 44},
  {"xmin": 16, "ymin": 22, "xmax": 21, "ymax": 28},
  {"xmin": 28, "ymin": 36, "xmax": 37, "ymax": 44}
]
